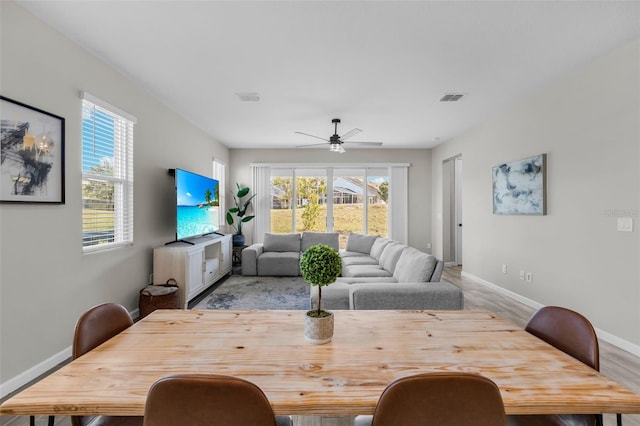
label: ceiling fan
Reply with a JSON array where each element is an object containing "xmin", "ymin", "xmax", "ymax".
[{"xmin": 295, "ymin": 118, "xmax": 383, "ymax": 153}]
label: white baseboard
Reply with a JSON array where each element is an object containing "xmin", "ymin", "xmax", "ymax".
[
  {"xmin": 1, "ymin": 307, "xmax": 140, "ymax": 399},
  {"xmin": 0, "ymin": 345, "xmax": 71, "ymax": 399},
  {"xmin": 461, "ymin": 271, "xmax": 640, "ymax": 358}
]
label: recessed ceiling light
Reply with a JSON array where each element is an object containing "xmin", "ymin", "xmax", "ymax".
[{"xmin": 236, "ymin": 92, "xmax": 261, "ymax": 102}]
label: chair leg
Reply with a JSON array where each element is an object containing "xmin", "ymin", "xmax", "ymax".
[
  {"xmin": 617, "ymin": 413, "xmax": 623, "ymax": 426},
  {"xmin": 28, "ymin": 415, "xmax": 55, "ymax": 425}
]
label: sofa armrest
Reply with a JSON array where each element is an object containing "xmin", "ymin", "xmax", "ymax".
[
  {"xmin": 242, "ymin": 243, "xmax": 263, "ymax": 276},
  {"xmin": 430, "ymin": 260, "xmax": 444, "ymax": 282},
  {"xmin": 350, "ymin": 281, "xmax": 463, "ymax": 310}
]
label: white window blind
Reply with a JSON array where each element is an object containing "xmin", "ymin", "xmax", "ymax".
[{"xmin": 81, "ymin": 93, "xmax": 135, "ymax": 252}]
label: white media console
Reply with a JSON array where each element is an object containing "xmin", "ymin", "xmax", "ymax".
[{"xmin": 153, "ymin": 234, "xmax": 232, "ymax": 308}]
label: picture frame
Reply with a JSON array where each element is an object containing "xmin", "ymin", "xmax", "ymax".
[
  {"xmin": 1, "ymin": 96, "xmax": 65, "ymax": 204},
  {"xmin": 492, "ymin": 153, "xmax": 546, "ymax": 215}
]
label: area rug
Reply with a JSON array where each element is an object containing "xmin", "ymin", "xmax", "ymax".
[{"xmin": 193, "ymin": 275, "xmax": 310, "ymax": 310}]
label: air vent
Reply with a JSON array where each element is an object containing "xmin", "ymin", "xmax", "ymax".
[
  {"xmin": 236, "ymin": 92, "xmax": 261, "ymax": 102},
  {"xmin": 440, "ymin": 93, "xmax": 465, "ymax": 102}
]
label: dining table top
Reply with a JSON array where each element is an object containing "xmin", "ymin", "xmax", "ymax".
[{"xmin": 2, "ymin": 309, "xmax": 640, "ymax": 417}]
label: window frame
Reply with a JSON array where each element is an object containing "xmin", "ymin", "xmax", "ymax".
[{"xmin": 81, "ymin": 92, "xmax": 136, "ymax": 253}]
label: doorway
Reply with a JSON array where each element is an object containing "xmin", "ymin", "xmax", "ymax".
[{"xmin": 442, "ymin": 155, "xmax": 462, "ymax": 266}]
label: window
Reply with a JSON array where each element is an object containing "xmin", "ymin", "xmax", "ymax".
[
  {"xmin": 266, "ymin": 166, "xmax": 390, "ymax": 248},
  {"xmin": 212, "ymin": 159, "xmax": 226, "ymax": 228},
  {"xmin": 81, "ymin": 93, "xmax": 135, "ymax": 252}
]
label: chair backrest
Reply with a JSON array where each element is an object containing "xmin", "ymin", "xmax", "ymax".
[
  {"xmin": 370, "ymin": 372, "xmax": 507, "ymax": 426},
  {"xmin": 73, "ymin": 302, "xmax": 134, "ymax": 359},
  {"xmin": 525, "ymin": 306, "xmax": 599, "ymax": 371},
  {"xmin": 143, "ymin": 374, "xmax": 279, "ymax": 426},
  {"xmin": 71, "ymin": 303, "xmax": 134, "ymax": 426}
]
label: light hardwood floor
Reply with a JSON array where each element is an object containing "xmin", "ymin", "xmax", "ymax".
[{"xmin": 2, "ymin": 267, "xmax": 639, "ymax": 426}]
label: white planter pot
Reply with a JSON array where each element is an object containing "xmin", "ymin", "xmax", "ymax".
[{"xmin": 304, "ymin": 310, "xmax": 334, "ymax": 344}]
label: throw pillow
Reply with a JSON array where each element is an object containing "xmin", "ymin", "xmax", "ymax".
[
  {"xmin": 370, "ymin": 237, "xmax": 391, "ymax": 261},
  {"xmin": 263, "ymin": 233, "xmax": 301, "ymax": 252},
  {"xmin": 345, "ymin": 233, "xmax": 378, "ymax": 254},
  {"xmin": 301, "ymin": 232, "xmax": 340, "ymax": 252},
  {"xmin": 378, "ymin": 242, "xmax": 405, "ymax": 274},
  {"xmin": 393, "ymin": 247, "xmax": 437, "ymax": 283}
]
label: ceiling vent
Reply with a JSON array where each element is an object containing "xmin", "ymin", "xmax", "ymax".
[
  {"xmin": 440, "ymin": 93, "xmax": 465, "ymax": 102},
  {"xmin": 236, "ymin": 92, "xmax": 261, "ymax": 102}
]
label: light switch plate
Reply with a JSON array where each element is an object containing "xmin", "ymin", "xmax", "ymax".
[{"xmin": 617, "ymin": 217, "xmax": 633, "ymax": 232}]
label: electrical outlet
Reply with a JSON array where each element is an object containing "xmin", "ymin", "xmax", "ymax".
[
  {"xmin": 526, "ymin": 272, "xmax": 533, "ymax": 283},
  {"xmin": 502, "ymin": 264, "xmax": 508, "ymax": 274},
  {"xmin": 427, "ymin": 243, "xmax": 432, "ymax": 249},
  {"xmin": 519, "ymin": 270, "xmax": 525, "ymax": 280}
]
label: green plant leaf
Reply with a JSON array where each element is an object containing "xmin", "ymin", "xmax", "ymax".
[
  {"xmin": 237, "ymin": 187, "xmax": 250, "ymax": 198},
  {"xmin": 226, "ymin": 212, "xmax": 235, "ymax": 225},
  {"xmin": 228, "ymin": 207, "xmax": 239, "ymax": 213}
]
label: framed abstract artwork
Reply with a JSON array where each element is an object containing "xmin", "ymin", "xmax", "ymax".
[
  {"xmin": 492, "ymin": 153, "xmax": 546, "ymax": 215},
  {"xmin": 0, "ymin": 96, "xmax": 65, "ymax": 203}
]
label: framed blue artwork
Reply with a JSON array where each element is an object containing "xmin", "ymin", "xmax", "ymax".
[{"xmin": 492, "ymin": 154, "xmax": 546, "ymax": 215}]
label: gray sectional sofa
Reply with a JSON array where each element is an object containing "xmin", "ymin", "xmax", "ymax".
[
  {"xmin": 242, "ymin": 232, "xmax": 463, "ymax": 311},
  {"xmin": 242, "ymin": 232, "xmax": 339, "ymax": 276}
]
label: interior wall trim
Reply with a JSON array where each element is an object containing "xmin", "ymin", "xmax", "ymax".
[
  {"xmin": 0, "ymin": 308, "xmax": 140, "ymax": 399},
  {"xmin": 461, "ymin": 271, "xmax": 640, "ymax": 357}
]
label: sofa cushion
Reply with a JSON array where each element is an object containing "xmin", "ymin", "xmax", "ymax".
[
  {"xmin": 370, "ymin": 237, "xmax": 391, "ymax": 261},
  {"xmin": 378, "ymin": 242, "xmax": 405, "ymax": 274},
  {"xmin": 301, "ymin": 232, "xmax": 339, "ymax": 252},
  {"xmin": 342, "ymin": 256, "xmax": 379, "ymax": 267},
  {"xmin": 345, "ymin": 233, "xmax": 378, "ymax": 254},
  {"xmin": 340, "ymin": 250, "xmax": 370, "ymax": 258},
  {"xmin": 257, "ymin": 251, "xmax": 300, "ymax": 276},
  {"xmin": 342, "ymin": 264, "xmax": 392, "ymax": 278},
  {"xmin": 392, "ymin": 247, "xmax": 438, "ymax": 283},
  {"xmin": 263, "ymin": 233, "xmax": 301, "ymax": 252}
]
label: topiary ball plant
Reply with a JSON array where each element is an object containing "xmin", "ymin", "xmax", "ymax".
[{"xmin": 300, "ymin": 243, "xmax": 342, "ymax": 318}]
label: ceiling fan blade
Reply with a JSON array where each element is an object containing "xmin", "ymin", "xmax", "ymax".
[
  {"xmin": 295, "ymin": 142, "xmax": 329, "ymax": 148},
  {"xmin": 342, "ymin": 141, "xmax": 383, "ymax": 147},
  {"xmin": 294, "ymin": 131, "xmax": 328, "ymax": 142},
  {"xmin": 340, "ymin": 128, "xmax": 362, "ymax": 141}
]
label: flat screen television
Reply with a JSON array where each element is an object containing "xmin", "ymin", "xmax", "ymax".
[{"xmin": 173, "ymin": 168, "xmax": 220, "ymax": 240}]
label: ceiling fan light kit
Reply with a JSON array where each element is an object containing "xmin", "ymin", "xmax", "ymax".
[
  {"xmin": 295, "ymin": 118, "xmax": 382, "ymax": 153},
  {"xmin": 330, "ymin": 143, "xmax": 345, "ymax": 153}
]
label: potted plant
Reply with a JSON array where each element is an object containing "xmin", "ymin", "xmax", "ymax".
[
  {"xmin": 300, "ymin": 243, "xmax": 342, "ymax": 344},
  {"xmin": 226, "ymin": 183, "xmax": 256, "ymax": 246}
]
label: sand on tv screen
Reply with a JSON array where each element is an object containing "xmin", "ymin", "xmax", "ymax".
[{"xmin": 175, "ymin": 168, "xmax": 220, "ymax": 240}]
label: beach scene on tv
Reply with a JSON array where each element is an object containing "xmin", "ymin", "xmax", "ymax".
[{"xmin": 176, "ymin": 169, "xmax": 220, "ymax": 240}]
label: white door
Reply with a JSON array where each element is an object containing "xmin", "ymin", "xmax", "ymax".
[{"xmin": 454, "ymin": 157, "xmax": 463, "ymax": 266}]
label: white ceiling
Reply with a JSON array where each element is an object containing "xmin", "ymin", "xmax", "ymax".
[{"xmin": 17, "ymin": 1, "xmax": 640, "ymax": 150}]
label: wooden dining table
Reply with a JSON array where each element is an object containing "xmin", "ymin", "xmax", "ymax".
[{"xmin": 2, "ymin": 309, "xmax": 640, "ymax": 417}]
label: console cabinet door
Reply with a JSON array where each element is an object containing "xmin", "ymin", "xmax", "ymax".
[
  {"xmin": 220, "ymin": 235, "xmax": 232, "ymax": 275},
  {"xmin": 185, "ymin": 247, "xmax": 205, "ymax": 302}
]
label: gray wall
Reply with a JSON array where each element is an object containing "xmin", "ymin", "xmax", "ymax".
[
  {"xmin": 432, "ymin": 40, "xmax": 640, "ymax": 349},
  {"xmin": 0, "ymin": 2, "xmax": 229, "ymax": 393},
  {"xmin": 228, "ymin": 149, "xmax": 432, "ymax": 253}
]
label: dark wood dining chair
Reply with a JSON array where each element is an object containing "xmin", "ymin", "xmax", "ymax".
[
  {"xmin": 508, "ymin": 305, "xmax": 606, "ymax": 426},
  {"xmin": 354, "ymin": 372, "xmax": 507, "ymax": 426},
  {"xmin": 71, "ymin": 303, "xmax": 143, "ymax": 426},
  {"xmin": 143, "ymin": 374, "xmax": 292, "ymax": 426}
]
